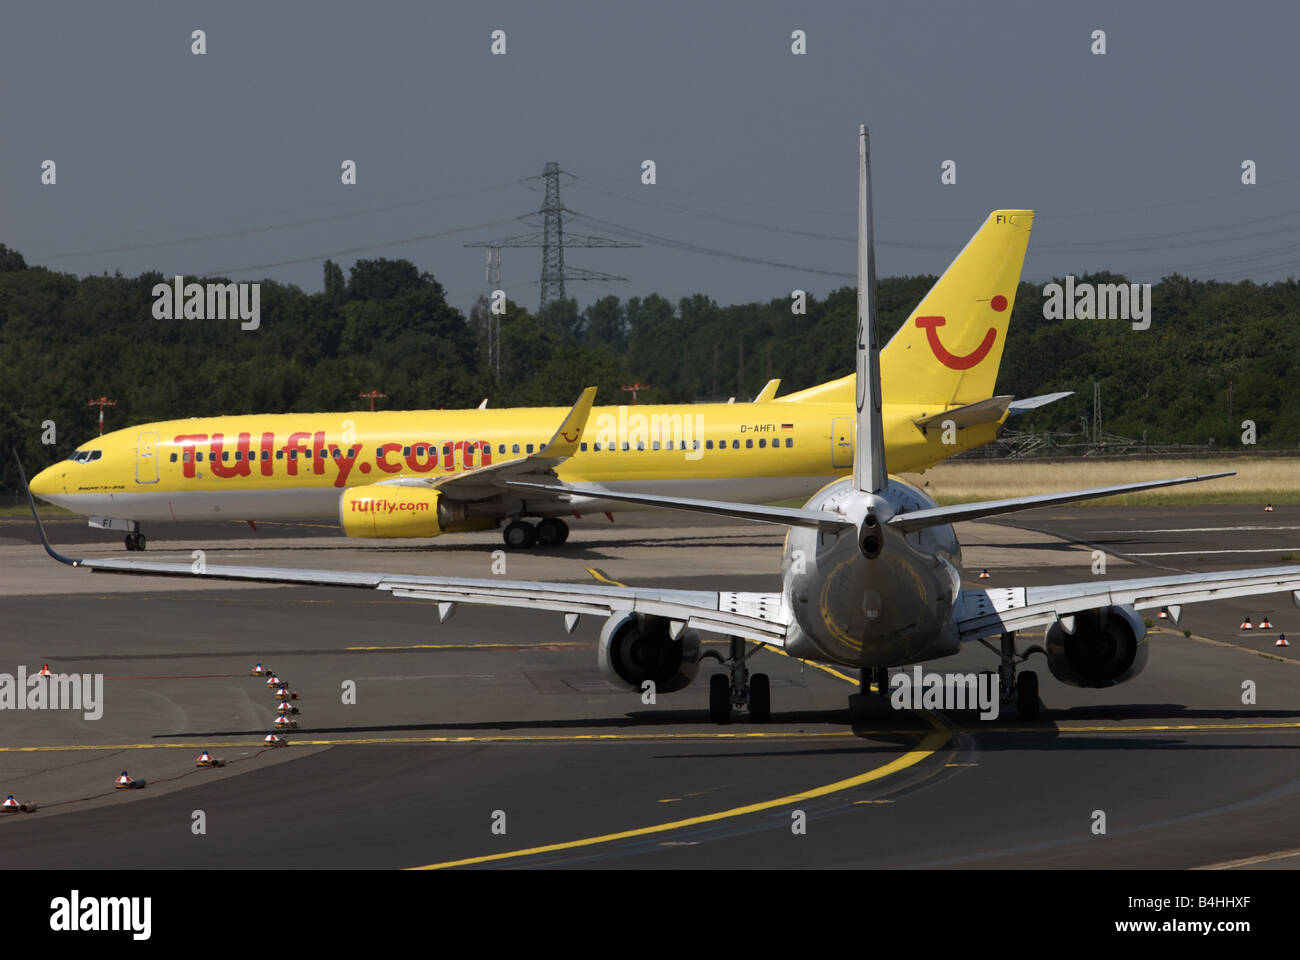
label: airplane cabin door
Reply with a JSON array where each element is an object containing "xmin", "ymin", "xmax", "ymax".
[
  {"xmin": 136, "ymin": 430, "xmax": 160, "ymax": 484},
  {"xmin": 830, "ymin": 417, "xmax": 853, "ymax": 468}
]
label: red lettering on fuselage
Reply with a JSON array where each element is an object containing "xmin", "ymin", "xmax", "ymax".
[
  {"xmin": 259, "ymin": 432, "xmax": 275, "ymax": 477},
  {"xmin": 175, "ymin": 430, "xmax": 495, "ymax": 485},
  {"xmin": 173, "ymin": 434, "xmax": 208, "ymax": 479},
  {"xmin": 376, "ymin": 443, "xmax": 403, "ymax": 474},
  {"xmin": 404, "ymin": 444, "xmax": 439, "ymax": 473},
  {"xmin": 312, "ymin": 431, "xmax": 326, "ymax": 476},
  {"xmin": 283, "ymin": 432, "xmax": 311, "ymax": 476},
  {"xmin": 210, "ymin": 433, "xmax": 252, "ymax": 478},
  {"xmin": 329, "ymin": 443, "xmax": 361, "ymax": 487}
]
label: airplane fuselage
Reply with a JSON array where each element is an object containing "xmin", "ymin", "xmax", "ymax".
[
  {"xmin": 783, "ymin": 477, "xmax": 963, "ymax": 668},
  {"xmin": 32, "ymin": 399, "xmax": 1001, "ymax": 528}
]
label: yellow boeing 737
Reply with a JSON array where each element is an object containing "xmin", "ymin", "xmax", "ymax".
[{"xmin": 30, "ymin": 209, "xmax": 1065, "ymax": 550}]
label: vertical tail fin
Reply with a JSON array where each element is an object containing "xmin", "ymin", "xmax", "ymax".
[
  {"xmin": 774, "ymin": 208, "xmax": 1033, "ymax": 408},
  {"xmin": 881, "ymin": 209, "xmax": 1033, "ymax": 407},
  {"xmin": 854, "ymin": 125, "xmax": 887, "ymax": 494}
]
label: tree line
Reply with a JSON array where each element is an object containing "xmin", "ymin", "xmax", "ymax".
[{"xmin": 2, "ymin": 242, "xmax": 1297, "ymax": 494}]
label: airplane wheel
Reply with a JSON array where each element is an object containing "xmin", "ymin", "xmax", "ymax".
[
  {"xmin": 124, "ymin": 534, "xmax": 136, "ymax": 551},
  {"xmin": 502, "ymin": 521, "xmax": 537, "ymax": 550},
  {"xmin": 749, "ymin": 673, "xmax": 771, "ymax": 723},
  {"xmin": 536, "ymin": 518, "xmax": 567, "ymax": 547},
  {"xmin": 1016, "ymin": 670, "xmax": 1039, "ymax": 721},
  {"xmin": 709, "ymin": 674, "xmax": 731, "ymax": 724},
  {"xmin": 136, "ymin": 534, "xmax": 147, "ymax": 551}
]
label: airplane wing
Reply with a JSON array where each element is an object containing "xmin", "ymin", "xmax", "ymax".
[
  {"xmin": 40, "ymin": 551, "xmax": 791, "ymax": 644},
  {"xmin": 13, "ymin": 445, "xmax": 786, "ymax": 643},
  {"xmin": 502, "ymin": 474, "xmax": 1230, "ymax": 536},
  {"xmin": 956, "ymin": 566, "xmax": 1300, "ymax": 641},
  {"xmin": 379, "ymin": 387, "xmax": 597, "ymax": 501},
  {"xmin": 503, "ymin": 480, "xmax": 856, "ymax": 533},
  {"xmin": 887, "ymin": 473, "xmax": 1233, "ymax": 534}
]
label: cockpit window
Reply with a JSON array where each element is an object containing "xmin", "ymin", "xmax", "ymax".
[{"xmin": 65, "ymin": 449, "xmax": 103, "ymax": 463}]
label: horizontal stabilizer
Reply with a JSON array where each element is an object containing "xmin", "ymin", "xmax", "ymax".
[
  {"xmin": 1007, "ymin": 391, "xmax": 1073, "ymax": 416},
  {"xmin": 888, "ymin": 472, "xmax": 1234, "ymax": 534},
  {"xmin": 913, "ymin": 396, "xmax": 1013, "ymax": 431},
  {"xmin": 504, "ymin": 480, "xmax": 855, "ymax": 533}
]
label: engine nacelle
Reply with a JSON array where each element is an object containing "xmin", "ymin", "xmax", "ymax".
[
  {"xmin": 339, "ymin": 484, "xmax": 448, "ymax": 538},
  {"xmin": 597, "ymin": 613, "xmax": 701, "ymax": 693},
  {"xmin": 1044, "ymin": 604, "xmax": 1149, "ymax": 688}
]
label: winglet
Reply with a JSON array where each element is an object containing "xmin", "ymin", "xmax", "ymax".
[
  {"xmin": 538, "ymin": 387, "xmax": 598, "ymax": 458},
  {"xmin": 12, "ymin": 450, "xmax": 79, "ymax": 567},
  {"xmin": 753, "ymin": 379, "xmax": 781, "ymax": 402}
]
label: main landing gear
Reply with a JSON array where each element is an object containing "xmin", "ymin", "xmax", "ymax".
[
  {"xmin": 706, "ymin": 636, "xmax": 770, "ymax": 724},
  {"xmin": 987, "ymin": 631, "xmax": 1041, "ymax": 721},
  {"xmin": 124, "ymin": 532, "xmax": 147, "ymax": 551},
  {"xmin": 863, "ymin": 666, "xmax": 891, "ymax": 697},
  {"xmin": 502, "ymin": 517, "xmax": 570, "ymax": 550}
]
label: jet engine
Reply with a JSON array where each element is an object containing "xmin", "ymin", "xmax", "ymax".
[
  {"xmin": 340, "ymin": 485, "xmax": 449, "ymax": 538},
  {"xmin": 1043, "ymin": 604, "xmax": 1149, "ymax": 687},
  {"xmin": 597, "ymin": 613, "xmax": 701, "ymax": 693}
]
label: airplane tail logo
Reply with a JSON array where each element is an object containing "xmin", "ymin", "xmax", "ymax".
[
  {"xmin": 882, "ymin": 210, "xmax": 1032, "ymax": 405},
  {"xmin": 773, "ymin": 211, "xmax": 1032, "ymax": 408},
  {"xmin": 914, "ymin": 292, "xmax": 1010, "ymax": 370}
]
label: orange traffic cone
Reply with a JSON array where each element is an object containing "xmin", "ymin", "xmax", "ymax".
[
  {"xmin": 1277, "ymin": 634, "xmax": 1290, "ymax": 647},
  {"xmin": 38, "ymin": 664, "xmax": 51, "ymax": 677},
  {"xmin": 251, "ymin": 663, "xmax": 267, "ymax": 677},
  {"xmin": 979, "ymin": 569, "xmax": 990, "ymax": 580},
  {"xmin": 1260, "ymin": 617, "xmax": 1273, "ymax": 630},
  {"xmin": 1240, "ymin": 618, "xmax": 1253, "ymax": 630},
  {"xmin": 266, "ymin": 674, "xmax": 281, "ymax": 687},
  {"xmin": 276, "ymin": 701, "xmax": 299, "ymax": 715},
  {"xmin": 195, "ymin": 750, "xmax": 224, "ymax": 768},
  {"xmin": 274, "ymin": 687, "xmax": 298, "ymax": 701},
  {"xmin": 1157, "ymin": 609, "xmax": 1168, "ymax": 619},
  {"xmin": 263, "ymin": 734, "xmax": 287, "ymax": 747},
  {"xmin": 273, "ymin": 715, "xmax": 297, "ymax": 730}
]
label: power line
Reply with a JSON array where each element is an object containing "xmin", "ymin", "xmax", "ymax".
[
  {"xmin": 198, "ymin": 216, "xmax": 521, "ymax": 277},
  {"xmin": 35, "ymin": 178, "xmax": 527, "ymax": 261},
  {"xmin": 564, "ymin": 210, "xmax": 855, "ymax": 279}
]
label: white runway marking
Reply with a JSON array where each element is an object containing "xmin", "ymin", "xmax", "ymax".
[
  {"xmin": 1126, "ymin": 547, "xmax": 1300, "ymax": 557},
  {"xmin": 1097, "ymin": 526, "xmax": 1300, "ymax": 534}
]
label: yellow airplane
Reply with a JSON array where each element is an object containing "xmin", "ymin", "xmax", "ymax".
[{"xmin": 31, "ymin": 209, "xmax": 1064, "ymax": 551}]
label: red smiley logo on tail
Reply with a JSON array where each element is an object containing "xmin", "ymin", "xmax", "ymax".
[
  {"xmin": 561, "ymin": 431, "xmax": 579, "ymax": 443},
  {"xmin": 915, "ymin": 295, "xmax": 1007, "ymax": 370}
]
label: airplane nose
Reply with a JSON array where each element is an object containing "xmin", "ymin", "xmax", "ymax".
[{"xmin": 28, "ymin": 464, "xmax": 60, "ymax": 498}]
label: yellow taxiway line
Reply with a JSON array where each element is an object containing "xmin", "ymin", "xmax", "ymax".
[
  {"xmin": 6, "ymin": 719, "xmax": 1299, "ymax": 756},
  {"xmin": 410, "ymin": 719, "xmax": 953, "ymax": 869}
]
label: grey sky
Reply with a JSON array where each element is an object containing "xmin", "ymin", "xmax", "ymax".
[{"xmin": 3, "ymin": 1, "xmax": 1297, "ymax": 316}]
